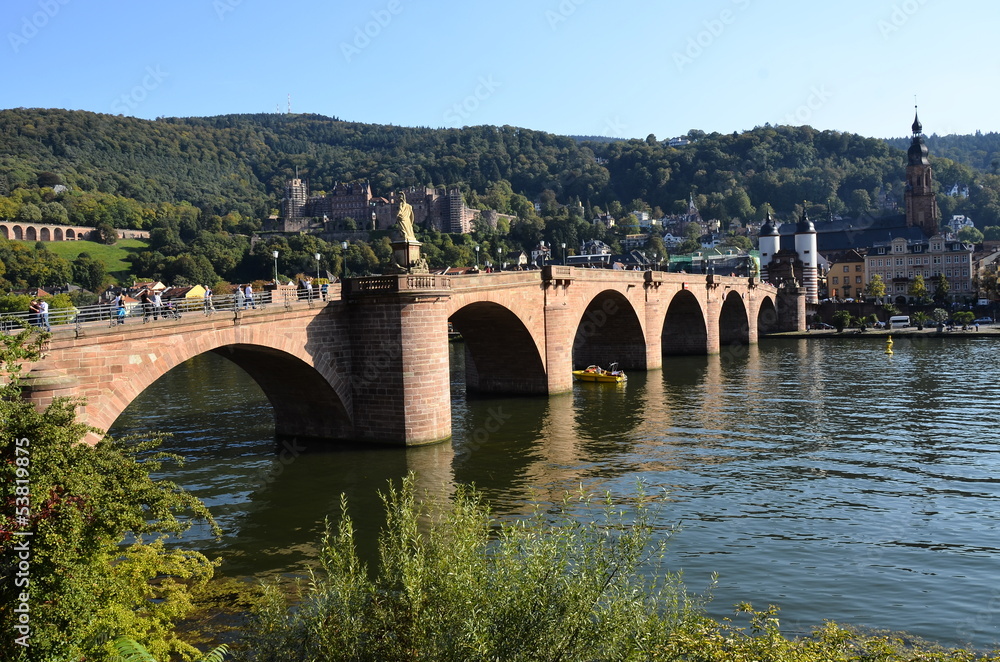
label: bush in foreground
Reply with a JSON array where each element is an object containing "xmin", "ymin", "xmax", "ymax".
[
  {"xmin": 0, "ymin": 321, "xmax": 220, "ymax": 661},
  {"xmin": 240, "ymin": 475, "xmax": 1000, "ymax": 662},
  {"xmin": 242, "ymin": 476, "xmax": 699, "ymax": 661}
]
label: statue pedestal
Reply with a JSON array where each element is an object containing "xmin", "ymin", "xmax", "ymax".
[{"xmin": 391, "ymin": 239, "xmax": 428, "ymax": 274}]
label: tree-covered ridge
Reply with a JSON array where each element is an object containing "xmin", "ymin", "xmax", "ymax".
[
  {"xmin": 885, "ymin": 131, "xmax": 1000, "ymax": 175},
  {"xmin": 4, "ymin": 108, "xmax": 1000, "ymax": 228}
]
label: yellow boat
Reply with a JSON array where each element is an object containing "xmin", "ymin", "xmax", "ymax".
[{"xmin": 572, "ymin": 362, "xmax": 626, "ymax": 384}]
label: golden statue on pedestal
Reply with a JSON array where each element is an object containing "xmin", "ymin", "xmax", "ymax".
[{"xmin": 395, "ymin": 192, "xmax": 416, "ymax": 243}]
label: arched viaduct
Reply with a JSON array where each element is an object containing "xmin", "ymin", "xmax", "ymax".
[
  {"xmin": 0, "ymin": 221, "xmax": 96, "ymax": 241},
  {"xmin": 22, "ymin": 268, "xmax": 804, "ymax": 447}
]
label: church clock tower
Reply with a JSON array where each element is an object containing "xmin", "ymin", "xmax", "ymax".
[{"xmin": 904, "ymin": 108, "xmax": 940, "ymax": 237}]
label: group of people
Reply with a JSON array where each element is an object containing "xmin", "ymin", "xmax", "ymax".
[
  {"xmin": 138, "ymin": 289, "xmax": 164, "ymax": 321},
  {"xmin": 234, "ymin": 283, "xmax": 256, "ymax": 309},
  {"xmin": 28, "ymin": 299, "xmax": 50, "ymax": 331}
]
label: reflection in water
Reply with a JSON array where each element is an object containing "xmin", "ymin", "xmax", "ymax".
[{"xmin": 111, "ymin": 338, "xmax": 1000, "ymax": 650}]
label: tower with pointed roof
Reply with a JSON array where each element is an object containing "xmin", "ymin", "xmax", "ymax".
[
  {"xmin": 794, "ymin": 206, "xmax": 818, "ymax": 304},
  {"xmin": 904, "ymin": 108, "xmax": 940, "ymax": 237}
]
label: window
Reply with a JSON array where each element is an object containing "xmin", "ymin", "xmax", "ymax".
[
  {"xmin": 843, "ymin": 265, "xmax": 849, "ymax": 272},
  {"xmin": 907, "ymin": 257, "xmax": 913, "ymax": 265},
  {"xmin": 896, "ymin": 258, "xmax": 904, "ymax": 266},
  {"xmin": 856, "ymin": 265, "xmax": 862, "ymax": 272},
  {"xmin": 946, "ymin": 256, "xmax": 952, "ymax": 264},
  {"xmin": 832, "ymin": 277, "xmax": 839, "ymax": 285},
  {"xmin": 856, "ymin": 276, "xmax": 862, "ymax": 284}
]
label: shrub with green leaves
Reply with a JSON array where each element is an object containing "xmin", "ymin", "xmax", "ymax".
[
  {"xmin": 243, "ymin": 476, "xmax": 702, "ymax": 662},
  {"xmin": 0, "ymin": 321, "xmax": 220, "ymax": 661}
]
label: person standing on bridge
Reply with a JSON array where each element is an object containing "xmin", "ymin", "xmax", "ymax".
[
  {"xmin": 140, "ymin": 290, "xmax": 152, "ymax": 322},
  {"xmin": 115, "ymin": 293, "xmax": 126, "ymax": 325},
  {"xmin": 245, "ymin": 283, "xmax": 256, "ymax": 309},
  {"xmin": 38, "ymin": 299, "xmax": 50, "ymax": 331},
  {"xmin": 152, "ymin": 290, "xmax": 162, "ymax": 321},
  {"xmin": 235, "ymin": 284, "xmax": 245, "ymax": 310}
]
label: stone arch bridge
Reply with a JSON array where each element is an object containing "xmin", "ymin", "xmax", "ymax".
[{"xmin": 24, "ymin": 267, "xmax": 804, "ymax": 446}]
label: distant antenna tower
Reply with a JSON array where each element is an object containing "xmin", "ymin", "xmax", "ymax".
[{"xmin": 287, "ymin": 94, "xmax": 292, "ymax": 114}]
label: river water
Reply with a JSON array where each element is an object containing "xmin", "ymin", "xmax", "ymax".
[{"xmin": 109, "ymin": 336, "xmax": 1000, "ymax": 650}]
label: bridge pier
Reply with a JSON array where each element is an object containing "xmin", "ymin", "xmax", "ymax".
[{"xmin": 345, "ymin": 276, "xmax": 453, "ymax": 446}]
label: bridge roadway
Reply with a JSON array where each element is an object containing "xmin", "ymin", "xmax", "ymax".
[{"xmin": 23, "ymin": 267, "xmax": 804, "ymax": 446}]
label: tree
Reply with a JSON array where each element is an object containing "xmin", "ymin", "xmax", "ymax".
[
  {"xmin": 865, "ymin": 273, "xmax": 886, "ymax": 301},
  {"xmin": 907, "ymin": 274, "xmax": 929, "ymax": 303},
  {"xmin": 933, "ymin": 273, "xmax": 950, "ymax": 303},
  {"xmin": 0, "ymin": 324, "xmax": 220, "ymax": 660},
  {"xmin": 831, "ymin": 309, "xmax": 852, "ymax": 332},
  {"xmin": 72, "ymin": 253, "xmax": 108, "ymax": 292},
  {"xmin": 958, "ymin": 225, "xmax": 984, "ymax": 244},
  {"xmin": 96, "ymin": 220, "xmax": 118, "ymax": 245},
  {"xmin": 954, "ymin": 310, "xmax": 975, "ymax": 329}
]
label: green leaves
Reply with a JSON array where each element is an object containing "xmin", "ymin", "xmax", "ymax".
[{"xmin": 244, "ymin": 475, "xmax": 695, "ymax": 662}]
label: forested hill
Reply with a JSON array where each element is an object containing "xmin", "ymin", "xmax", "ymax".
[
  {"xmin": 3, "ymin": 108, "xmax": 999, "ymax": 228},
  {"xmin": 885, "ymin": 131, "xmax": 1000, "ymax": 174}
]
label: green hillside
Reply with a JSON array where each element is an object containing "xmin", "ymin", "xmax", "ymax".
[
  {"xmin": 4, "ymin": 108, "xmax": 1000, "ymax": 230},
  {"xmin": 18, "ymin": 238, "xmax": 148, "ymax": 279}
]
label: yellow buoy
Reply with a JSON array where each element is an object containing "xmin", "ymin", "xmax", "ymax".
[{"xmin": 885, "ymin": 335, "xmax": 894, "ymax": 355}]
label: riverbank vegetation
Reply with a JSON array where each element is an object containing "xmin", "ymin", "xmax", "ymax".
[
  {"xmin": 236, "ymin": 476, "xmax": 1000, "ymax": 662},
  {"xmin": 0, "ymin": 323, "xmax": 221, "ymax": 661}
]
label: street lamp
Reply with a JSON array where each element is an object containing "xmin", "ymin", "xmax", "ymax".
[
  {"xmin": 314, "ymin": 252, "xmax": 321, "ymax": 281},
  {"xmin": 272, "ymin": 250, "xmax": 279, "ymax": 284},
  {"xmin": 561, "ymin": 242, "xmax": 566, "ymax": 266},
  {"xmin": 475, "ymin": 245, "xmax": 480, "ymax": 269},
  {"xmin": 341, "ymin": 241, "xmax": 349, "ymax": 280}
]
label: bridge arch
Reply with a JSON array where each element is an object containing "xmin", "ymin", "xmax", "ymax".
[
  {"xmin": 25, "ymin": 226, "xmax": 37, "ymax": 241},
  {"xmin": 756, "ymin": 295, "xmax": 780, "ymax": 335},
  {"xmin": 572, "ymin": 289, "xmax": 646, "ymax": 370},
  {"xmin": 30, "ymin": 322, "xmax": 356, "ymax": 444},
  {"xmin": 449, "ymin": 300, "xmax": 547, "ymax": 394},
  {"xmin": 107, "ymin": 342, "xmax": 352, "ymax": 443},
  {"xmin": 12, "ymin": 225, "xmax": 24, "ymax": 240},
  {"xmin": 719, "ymin": 290, "xmax": 750, "ymax": 346},
  {"xmin": 662, "ymin": 289, "xmax": 708, "ymax": 355}
]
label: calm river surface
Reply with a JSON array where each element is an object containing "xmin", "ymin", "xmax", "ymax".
[{"xmin": 110, "ymin": 336, "xmax": 1000, "ymax": 650}]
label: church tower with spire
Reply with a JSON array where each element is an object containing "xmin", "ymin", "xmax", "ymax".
[{"xmin": 904, "ymin": 108, "xmax": 940, "ymax": 237}]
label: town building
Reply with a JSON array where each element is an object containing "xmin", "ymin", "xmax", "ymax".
[
  {"xmin": 826, "ymin": 249, "xmax": 866, "ymax": 300},
  {"xmin": 865, "ymin": 235, "xmax": 974, "ymax": 303}
]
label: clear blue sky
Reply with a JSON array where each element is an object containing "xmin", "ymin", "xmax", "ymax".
[{"xmin": 3, "ymin": 0, "xmax": 997, "ymax": 139}]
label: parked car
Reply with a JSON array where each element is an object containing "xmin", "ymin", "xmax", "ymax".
[
  {"xmin": 811, "ymin": 322, "xmax": 834, "ymax": 330},
  {"xmin": 973, "ymin": 317, "xmax": 993, "ymax": 324},
  {"xmin": 872, "ymin": 321, "xmax": 886, "ymax": 329}
]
